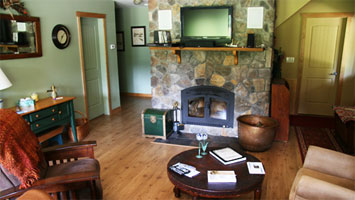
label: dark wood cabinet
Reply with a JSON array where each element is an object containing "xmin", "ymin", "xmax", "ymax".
[
  {"xmin": 334, "ymin": 108, "xmax": 354, "ymax": 154},
  {"xmin": 271, "ymin": 79, "xmax": 290, "ymax": 142}
]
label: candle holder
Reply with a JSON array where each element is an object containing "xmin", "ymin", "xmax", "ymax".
[
  {"xmin": 196, "ymin": 142, "xmax": 203, "ymax": 159},
  {"xmin": 196, "ymin": 133, "xmax": 208, "ymax": 158},
  {"xmin": 201, "ymin": 141, "xmax": 209, "ymax": 155}
]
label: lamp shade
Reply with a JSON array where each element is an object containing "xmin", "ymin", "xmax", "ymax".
[{"xmin": 0, "ymin": 68, "xmax": 12, "ymax": 90}]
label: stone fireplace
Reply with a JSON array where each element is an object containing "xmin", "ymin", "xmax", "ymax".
[{"xmin": 148, "ymin": 0, "xmax": 275, "ymax": 137}]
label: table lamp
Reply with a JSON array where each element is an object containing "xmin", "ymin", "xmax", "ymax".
[{"xmin": 0, "ymin": 68, "xmax": 13, "ymax": 108}]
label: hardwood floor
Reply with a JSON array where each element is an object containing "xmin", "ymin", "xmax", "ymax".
[{"xmin": 84, "ymin": 96, "xmax": 302, "ymax": 200}]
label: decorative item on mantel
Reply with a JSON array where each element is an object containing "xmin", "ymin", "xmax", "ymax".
[
  {"xmin": 0, "ymin": 67, "xmax": 12, "ymax": 108},
  {"xmin": 0, "ymin": 0, "xmax": 28, "ymax": 17},
  {"xmin": 196, "ymin": 133, "xmax": 208, "ymax": 158},
  {"xmin": 133, "ymin": 0, "xmax": 145, "ymax": 5}
]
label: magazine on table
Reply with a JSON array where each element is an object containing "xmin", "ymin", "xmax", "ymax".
[
  {"xmin": 209, "ymin": 147, "xmax": 246, "ymax": 165},
  {"xmin": 247, "ymin": 162, "xmax": 265, "ymax": 174}
]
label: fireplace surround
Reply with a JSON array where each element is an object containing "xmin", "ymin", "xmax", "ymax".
[
  {"xmin": 149, "ymin": 0, "xmax": 275, "ymax": 137},
  {"xmin": 181, "ymin": 86, "xmax": 234, "ymax": 128}
]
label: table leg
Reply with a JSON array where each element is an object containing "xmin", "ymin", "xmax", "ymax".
[
  {"xmin": 69, "ymin": 100, "xmax": 78, "ymax": 142},
  {"xmin": 173, "ymin": 186, "xmax": 181, "ymax": 198},
  {"xmin": 254, "ymin": 187, "xmax": 262, "ymax": 200}
]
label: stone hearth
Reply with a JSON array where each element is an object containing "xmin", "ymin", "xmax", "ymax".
[{"xmin": 148, "ymin": 0, "xmax": 275, "ymax": 137}]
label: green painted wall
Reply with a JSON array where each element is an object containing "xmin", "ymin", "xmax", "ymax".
[
  {"xmin": 116, "ymin": 6, "xmax": 151, "ymax": 94},
  {"xmin": 0, "ymin": 0, "xmax": 121, "ymax": 114}
]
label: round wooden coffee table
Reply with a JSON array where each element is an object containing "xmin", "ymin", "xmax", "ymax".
[{"xmin": 167, "ymin": 148, "xmax": 264, "ymax": 200}]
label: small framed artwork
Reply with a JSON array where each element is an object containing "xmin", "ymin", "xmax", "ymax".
[
  {"xmin": 116, "ymin": 31, "xmax": 124, "ymax": 51},
  {"xmin": 131, "ymin": 26, "xmax": 146, "ymax": 47}
]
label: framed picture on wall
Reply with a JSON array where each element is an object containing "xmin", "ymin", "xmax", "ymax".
[
  {"xmin": 116, "ymin": 31, "xmax": 124, "ymax": 51},
  {"xmin": 131, "ymin": 26, "xmax": 146, "ymax": 47}
]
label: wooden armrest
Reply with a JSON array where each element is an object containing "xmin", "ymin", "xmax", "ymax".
[
  {"xmin": 0, "ymin": 187, "xmax": 19, "ymax": 200},
  {"xmin": 42, "ymin": 141, "xmax": 97, "ymax": 161},
  {"xmin": 0, "ymin": 171, "xmax": 100, "ymax": 200},
  {"xmin": 33, "ymin": 171, "xmax": 100, "ymax": 187},
  {"xmin": 294, "ymin": 175, "xmax": 355, "ymax": 200}
]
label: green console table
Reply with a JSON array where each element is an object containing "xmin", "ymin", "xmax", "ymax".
[{"xmin": 15, "ymin": 97, "xmax": 78, "ymax": 144}]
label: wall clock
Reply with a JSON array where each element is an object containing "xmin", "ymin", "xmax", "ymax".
[{"xmin": 52, "ymin": 24, "xmax": 71, "ymax": 49}]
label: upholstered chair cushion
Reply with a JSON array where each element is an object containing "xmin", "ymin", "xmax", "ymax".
[
  {"xmin": 303, "ymin": 145, "xmax": 355, "ymax": 180},
  {"xmin": 289, "ymin": 145, "xmax": 355, "ymax": 200}
]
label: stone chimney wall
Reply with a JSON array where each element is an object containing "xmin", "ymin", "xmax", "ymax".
[{"xmin": 148, "ymin": 0, "xmax": 275, "ymax": 137}]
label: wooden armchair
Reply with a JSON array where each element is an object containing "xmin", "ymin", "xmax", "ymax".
[{"xmin": 0, "ymin": 141, "xmax": 102, "ymax": 200}]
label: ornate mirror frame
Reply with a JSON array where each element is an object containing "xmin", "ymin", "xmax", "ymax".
[{"xmin": 0, "ymin": 14, "xmax": 42, "ymax": 60}]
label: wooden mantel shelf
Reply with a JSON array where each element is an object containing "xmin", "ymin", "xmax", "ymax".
[{"xmin": 149, "ymin": 46, "xmax": 264, "ymax": 65}]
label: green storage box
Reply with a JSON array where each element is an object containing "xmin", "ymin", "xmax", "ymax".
[{"xmin": 141, "ymin": 108, "xmax": 173, "ymax": 139}]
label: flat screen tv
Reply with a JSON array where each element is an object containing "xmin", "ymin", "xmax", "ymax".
[{"xmin": 181, "ymin": 6, "xmax": 232, "ymax": 47}]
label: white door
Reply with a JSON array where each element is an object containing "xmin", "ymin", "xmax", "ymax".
[
  {"xmin": 81, "ymin": 18, "xmax": 105, "ymax": 119},
  {"xmin": 298, "ymin": 17, "xmax": 345, "ymax": 116}
]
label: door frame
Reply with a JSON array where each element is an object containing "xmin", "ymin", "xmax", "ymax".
[
  {"xmin": 76, "ymin": 11, "xmax": 112, "ymax": 119},
  {"xmin": 295, "ymin": 12, "xmax": 354, "ymax": 114}
]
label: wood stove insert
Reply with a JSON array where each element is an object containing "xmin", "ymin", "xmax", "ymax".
[{"xmin": 181, "ymin": 86, "xmax": 235, "ymax": 128}]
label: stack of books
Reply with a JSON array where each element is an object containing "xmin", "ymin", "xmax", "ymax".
[{"xmin": 209, "ymin": 147, "xmax": 246, "ymax": 165}]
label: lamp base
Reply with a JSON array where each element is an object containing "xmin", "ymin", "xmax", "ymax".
[{"xmin": 0, "ymin": 98, "xmax": 3, "ymax": 109}]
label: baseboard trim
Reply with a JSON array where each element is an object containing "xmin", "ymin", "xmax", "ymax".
[
  {"xmin": 121, "ymin": 92, "xmax": 152, "ymax": 98},
  {"xmin": 290, "ymin": 114, "xmax": 335, "ymax": 129},
  {"xmin": 111, "ymin": 107, "xmax": 122, "ymax": 115}
]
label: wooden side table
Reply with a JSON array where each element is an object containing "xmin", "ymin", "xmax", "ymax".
[{"xmin": 13, "ymin": 97, "xmax": 78, "ymax": 144}]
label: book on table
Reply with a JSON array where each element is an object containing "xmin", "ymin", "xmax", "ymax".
[
  {"xmin": 207, "ymin": 170, "xmax": 237, "ymax": 183},
  {"xmin": 209, "ymin": 147, "xmax": 246, "ymax": 165}
]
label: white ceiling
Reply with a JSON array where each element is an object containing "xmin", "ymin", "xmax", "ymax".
[{"xmin": 114, "ymin": 0, "xmax": 148, "ymax": 7}]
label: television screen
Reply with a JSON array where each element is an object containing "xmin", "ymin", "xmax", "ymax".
[{"xmin": 181, "ymin": 6, "xmax": 232, "ymax": 45}]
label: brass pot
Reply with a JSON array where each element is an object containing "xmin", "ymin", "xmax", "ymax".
[{"xmin": 237, "ymin": 115, "xmax": 279, "ymax": 152}]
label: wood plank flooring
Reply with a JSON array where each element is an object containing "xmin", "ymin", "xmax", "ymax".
[{"xmin": 84, "ymin": 96, "xmax": 302, "ymax": 200}]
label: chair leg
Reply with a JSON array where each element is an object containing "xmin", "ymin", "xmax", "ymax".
[
  {"xmin": 90, "ymin": 180, "xmax": 97, "ymax": 199},
  {"xmin": 70, "ymin": 190, "xmax": 77, "ymax": 200},
  {"xmin": 51, "ymin": 193, "xmax": 58, "ymax": 200},
  {"xmin": 89, "ymin": 179, "xmax": 103, "ymax": 199},
  {"xmin": 96, "ymin": 179, "xmax": 103, "ymax": 199},
  {"xmin": 60, "ymin": 191, "xmax": 67, "ymax": 200}
]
